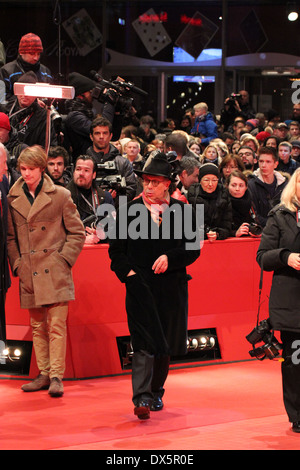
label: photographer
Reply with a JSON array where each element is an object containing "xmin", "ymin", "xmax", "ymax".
[
  {"xmin": 86, "ymin": 116, "xmax": 137, "ymax": 203},
  {"xmin": 64, "ymin": 72, "xmax": 118, "ymax": 161},
  {"xmin": 67, "ymin": 155, "xmax": 114, "ymax": 245},
  {"xmin": 257, "ymin": 167, "xmax": 300, "ymax": 433},
  {"xmin": 220, "ymin": 90, "xmax": 256, "ymax": 131}
]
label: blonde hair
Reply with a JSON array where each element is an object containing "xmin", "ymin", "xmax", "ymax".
[
  {"xmin": 17, "ymin": 145, "xmax": 47, "ymax": 172},
  {"xmin": 280, "ymin": 167, "xmax": 300, "ymax": 212},
  {"xmin": 193, "ymin": 102, "xmax": 208, "ymax": 112}
]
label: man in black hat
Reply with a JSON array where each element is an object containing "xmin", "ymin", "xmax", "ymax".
[{"xmin": 108, "ymin": 153, "xmax": 200, "ymax": 420}]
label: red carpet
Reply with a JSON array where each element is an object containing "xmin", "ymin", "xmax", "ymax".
[{"xmin": 1, "ymin": 360, "xmax": 300, "ymax": 450}]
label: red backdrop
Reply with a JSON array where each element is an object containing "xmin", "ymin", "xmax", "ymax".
[{"xmin": 5, "ymin": 238, "xmax": 272, "ymax": 378}]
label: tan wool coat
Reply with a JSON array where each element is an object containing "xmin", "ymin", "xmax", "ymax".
[{"xmin": 7, "ymin": 174, "xmax": 85, "ymax": 309}]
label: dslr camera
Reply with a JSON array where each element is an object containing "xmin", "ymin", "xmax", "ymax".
[
  {"xmin": 248, "ymin": 223, "xmax": 263, "ymax": 236},
  {"xmin": 246, "ymin": 318, "xmax": 282, "ymax": 360}
]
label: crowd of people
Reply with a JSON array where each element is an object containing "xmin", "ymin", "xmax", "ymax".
[
  {"xmin": 2, "ymin": 32, "xmax": 300, "ymax": 428},
  {"xmin": 0, "ymin": 33, "xmax": 300, "ymax": 246}
]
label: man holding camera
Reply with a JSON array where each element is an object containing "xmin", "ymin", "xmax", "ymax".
[
  {"xmin": 86, "ymin": 116, "xmax": 137, "ymax": 204},
  {"xmin": 220, "ymin": 90, "xmax": 256, "ymax": 131},
  {"xmin": 67, "ymin": 155, "xmax": 114, "ymax": 245},
  {"xmin": 65, "ymin": 72, "xmax": 118, "ymax": 162}
]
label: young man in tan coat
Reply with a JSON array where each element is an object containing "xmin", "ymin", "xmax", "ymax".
[{"xmin": 7, "ymin": 145, "xmax": 85, "ymax": 397}]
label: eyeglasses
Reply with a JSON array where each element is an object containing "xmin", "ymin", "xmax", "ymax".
[
  {"xmin": 201, "ymin": 178, "xmax": 219, "ymax": 184},
  {"xmin": 238, "ymin": 152, "xmax": 253, "ymax": 157},
  {"xmin": 143, "ymin": 178, "xmax": 166, "ymax": 187}
]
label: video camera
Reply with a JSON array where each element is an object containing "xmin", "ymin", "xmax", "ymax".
[
  {"xmin": 96, "ymin": 160, "xmax": 126, "ymax": 195},
  {"xmin": 90, "ymin": 70, "xmax": 148, "ymax": 113},
  {"xmin": 246, "ymin": 318, "xmax": 282, "ymax": 361},
  {"xmin": 225, "ymin": 93, "xmax": 242, "ymax": 108}
]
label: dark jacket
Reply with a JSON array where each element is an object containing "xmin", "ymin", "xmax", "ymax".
[
  {"xmin": 0, "ymin": 177, "xmax": 11, "ymax": 341},
  {"xmin": 230, "ymin": 189, "xmax": 255, "ymax": 236},
  {"xmin": 187, "ymin": 183, "xmax": 232, "ymax": 240},
  {"xmin": 66, "ymin": 179, "xmax": 114, "ymax": 228},
  {"xmin": 248, "ymin": 169, "xmax": 287, "ymax": 227},
  {"xmin": 8, "ymin": 99, "xmax": 57, "ymax": 148},
  {"xmin": 277, "ymin": 158, "xmax": 299, "ymax": 176},
  {"xmin": 87, "ymin": 144, "xmax": 137, "ymax": 202},
  {"xmin": 0, "ymin": 56, "xmax": 52, "ymax": 104},
  {"xmin": 257, "ymin": 204, "xmax": 300, "ymax": 332},
  {"xmin": 108, "ymin": 196, "xmax": 200, "ymax": 355}
]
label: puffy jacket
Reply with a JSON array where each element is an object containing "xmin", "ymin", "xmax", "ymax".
[
  {"xmin": 0, "ymin": 56, "xmax": 52, "ymax": 103},
  {"xmin": 190, "ymin": 112, "xmax": 218, "ymax": 145}
]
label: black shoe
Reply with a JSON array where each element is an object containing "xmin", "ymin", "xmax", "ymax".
[
  {"xmin": 134, "ymin": 400, "xmax": 150, "ymax": 420},
  {"xmin": 150, "ymin": 396, "xmax": 164, "ymax": 411},
  {"xmin": 292, "ymin": 422, "xmax": 300, "ymax": 433}
]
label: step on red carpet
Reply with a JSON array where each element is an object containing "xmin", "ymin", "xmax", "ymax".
[{"xmin": 1, "ymin": 360, "xmax": 300, "ymax": 450}]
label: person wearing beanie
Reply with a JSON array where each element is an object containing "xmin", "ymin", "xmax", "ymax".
[
  {"xmin": 0, "ymin": 33, "xmax": 52, "ymax": 104},
  {"xmin": 188, "ymin": 162, "xmax": 232, "ymax": 241}
]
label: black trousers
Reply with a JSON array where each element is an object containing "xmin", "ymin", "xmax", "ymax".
[
  {"xmin": 280, "ymin": 330, "xmax": 300, "ymax": 422},
  {"xmin": 131, "ymin": 350, "xmax": 170, "ymax": 405}
]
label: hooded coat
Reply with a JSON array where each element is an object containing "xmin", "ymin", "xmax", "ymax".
[{"xmin": 7, "ymin": 174, "xmax": 85, "ymax": 309}]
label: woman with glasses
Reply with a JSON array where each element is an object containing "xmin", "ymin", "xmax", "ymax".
[{"xmin": 188, "ymin": 162, "xmax": 232, "ymax": 241}]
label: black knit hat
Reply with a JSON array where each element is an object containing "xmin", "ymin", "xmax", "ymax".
[
  {"xmin": 135, "ymin": 152, "xmax": 173, "ymax": 180},
  {"xmin": 199, "ymin": 162, "xmax": 219, "ymax": 180},
  {"xmin": 68, "ymin": 72, "xmax": 95, "ymax": 96}
]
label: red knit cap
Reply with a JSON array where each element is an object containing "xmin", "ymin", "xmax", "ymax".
[
  {"xmin": 0, "ymin": 113, "xmax": 11, "ymax": 131},
  {"xmin": 18, "ymin": 33, "xmax": 43, "ymax": 55}
]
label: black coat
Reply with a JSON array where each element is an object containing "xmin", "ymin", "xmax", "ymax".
[
  {"xmin": 257, "ymin": 204, "xmax": 300, "ymax": 332},
  {"xmin": 187, "ymin": 183, "xmax": 232, "ymax": 239},
  {"xmin": 0, "ymin": 177, "xmax": 11, "ymax": 341},
  {"xmin": 108, "ymin": 196, "xmax": 200, "ymax": 356},
  {"xmin": 248, "ymin": 170, "xmax": 287, "ymax": 227}
]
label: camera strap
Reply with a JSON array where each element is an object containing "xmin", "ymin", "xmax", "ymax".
[{"xmin": 256, "ymin": 264, "xmax": 264, "ymax": 328}]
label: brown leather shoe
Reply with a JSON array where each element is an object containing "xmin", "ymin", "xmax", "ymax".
[
  {"xmin": 21, "ymin": 374, "xmax": 50, "ymax": 392},
  {"xmin": 48, "ymin": 377, "xmax": 64, "ymax": 397}
]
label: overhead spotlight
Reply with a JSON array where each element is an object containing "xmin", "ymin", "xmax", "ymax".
[{"xmin": 287, "ymin": 3, "xmax": 299, "ymax": 21}]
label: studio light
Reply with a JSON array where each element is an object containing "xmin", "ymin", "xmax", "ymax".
[
  {"xmin": 116, "ymin": 328, "xmax": 221, "ymax": 369},
  {"xmin": 13, "ymin": 82, "xmax": 75, "ymax": 100},
  {"xmin": 287, "ymin": 3, "xmax": 299, "ymax": 21},
  {"xmin": 13, "ymin": 82, "xmax": 75, "ymax": 153}
]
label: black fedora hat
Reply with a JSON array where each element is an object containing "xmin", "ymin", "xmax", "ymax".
[{"xmin": 135, "ymin": 152, "xmax": 173, "ymax": 180}]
